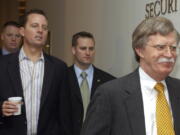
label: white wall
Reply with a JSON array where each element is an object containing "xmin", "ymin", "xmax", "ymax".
[{"xmin": 27, "ymin": 0, "xmax": 180, "ymax": 78}]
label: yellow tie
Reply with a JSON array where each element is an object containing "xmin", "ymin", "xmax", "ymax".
[
  {"xmin": 154, "ymin": 82, "xmax": 175, "ymax": 135},
  {"xmin": 80, "ymin": 72, "xmax": 90, "ymax": 121}
]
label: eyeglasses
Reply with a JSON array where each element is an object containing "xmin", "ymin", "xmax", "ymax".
[{"xmin": 148, "ymin": 44, "xmax": 178, "ymax": 52}]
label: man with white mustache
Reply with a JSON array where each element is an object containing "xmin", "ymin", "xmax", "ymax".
[
  {"xmin": 81, "ymin": 17, "xmax": 180, "ymax": 135},
  {"xmin": 158, "ymin": 57, "xmax": 175, "ymax": 63}
]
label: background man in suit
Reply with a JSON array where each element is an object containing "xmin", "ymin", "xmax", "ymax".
[
  {"xmin": 81, "ymin": 17, "xmax": 180, "ymax": 135},
  {"xmin": 0, "ymin": 21, "xmax": 22, "ymax": 55},
  {"xmin": 0, "ymin": 9, "xmax": 72, "ymax": 135},
  {"xmin": 68, "ymin": 31, "xmax": 115, "ymax": 135}
]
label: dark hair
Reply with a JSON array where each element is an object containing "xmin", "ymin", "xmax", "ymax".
[
  {"xmin": 132, "ymin": 16, "xmax": 179, "ymax": 62},
  {"xmin": 72, "ymin": 31, "xmax": 95, "ymax": 47},
  {"xmin": 2, "ymin": 21, "xmax": 20, "ymax": 31},
  {"xmin": 19, "ymin": 9, "xmax": 48, "ymax": 27}
]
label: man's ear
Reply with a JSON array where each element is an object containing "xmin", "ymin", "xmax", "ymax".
[
  {"xmin": 19, "ymin": 27, "xmax": 25, "ymax": 37},
  {"xmin": 1, "ymin": 33, "xmax": 4, "ymax": 41},
  {"xmin": 72, "ymin": 46, "xmax": 76, "ymax": 55},
  {"xmin": 135, "ymin": 47, "xmax": 144, "ymax": 58}
]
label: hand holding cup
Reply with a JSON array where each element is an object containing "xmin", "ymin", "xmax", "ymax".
[{"xmin": 2, "ymin": 97, "xmax": 22, "ymax": 116}]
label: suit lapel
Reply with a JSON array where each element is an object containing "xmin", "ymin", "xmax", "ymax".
[
  {"xmin": 91, "ymin": 67, "xmax": 102, "ymax": 98},
  {"xmin": 8, "ymin": 53, "xmax": 24, "ymax": 97},
  {"xmin": 69, "ymin": 66, "xmax": 83, "ymax": 103},
  {"xmin": 166, "ymin": 77, "xmax": 180, "ymax": 135},
  {"xmin": 0, "ymin": 49, "xmax": 2, "ymax": 56},
  {"xmin": 124, "ymin": 70, "xmax": 146, "ymax": 135},
  {"xmin": 40, "ymin": 55, "xmax": 55, "ymax": 108}
]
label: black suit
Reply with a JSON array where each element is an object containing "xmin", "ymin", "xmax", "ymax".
[
  {"xmin": 81, "ymin": 69, "xmax": 180, "ymax": 135},
  {"xmin": 0, "ymin": 52, "xmax": 72, "ymax": 135},
  {"xmin": 0, "ymin": 49, "xmax": 2, "ymax": 56},
  {"xmin": 68, "ymin": 65, "xmax": 116, "ymax": 135}
]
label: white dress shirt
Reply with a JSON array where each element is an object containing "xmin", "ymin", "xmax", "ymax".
[
  {"xmin": 139, "ymin": 67, "xmax": 173, "ymax": 135},
  {"xmin": 19, "ymin": 48, "xmax": 44, "ymax": 135}
]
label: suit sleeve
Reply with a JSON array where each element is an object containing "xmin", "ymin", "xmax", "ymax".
[
  {"xmin": 0, "ymin": 101, "xmax": 4, "ymax": 123},
  {"xmin": 59, "ymin": 64, "xmax": 73, "ymax": 135},
  {"xmin": 81, "ymin": 85, "xmax": 111, "ymax": 135}
]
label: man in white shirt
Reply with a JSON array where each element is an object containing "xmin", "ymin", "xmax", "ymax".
[
  {"xmin": 0, "ymin": 9, "xmax": 72, "ymax": 135},
  {"xmin": 81, "ymin": 17, "xmax": 180, "ymax": 135}
]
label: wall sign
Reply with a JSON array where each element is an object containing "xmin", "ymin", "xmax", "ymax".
[{"xmin": 145, "ymin": 0, "xmax": 178, "ymax": 18}]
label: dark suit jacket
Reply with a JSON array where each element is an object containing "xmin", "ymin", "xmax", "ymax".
[
  {"xmin": 68, "ymin": 65, "xmax": 116, "ymax": 135},
  {"xmin": 0, "ymin": 52, "xmax": 72, "ymax": 135},
  {"xmin": 81, "ymin": 69, "xmax": 180, "ymax": 135},
  {"xmin": 0, "ymin": 49, "xmax": 2, "ymax": 56}
]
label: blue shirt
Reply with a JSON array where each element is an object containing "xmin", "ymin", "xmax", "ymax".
[
  {"xmin": 74, "ymin": 64, "xmax": 94, "ymax": 92},
  {"xmin": 2, "ymin": 48, "xmax": 11, "ymax": 55}
]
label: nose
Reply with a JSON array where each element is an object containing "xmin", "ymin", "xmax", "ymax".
[
  {"xmin": 86, "ymin": 49, "xmax": 90, "ymax": 55},
  {"xmin": 37, "ymin": 27, "xmax": 43, "ymax": 33},
  {"xmin": 164, "ymin": 47, "xmax": 174, "ymax": 57},
  {"xmin": 11, "ymin": 35, "xmax": 16, "ymax": 41}
]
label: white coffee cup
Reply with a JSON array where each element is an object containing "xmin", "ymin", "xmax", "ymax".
[{"xmin": 8, "ymin": 97, "xmax": 22, "ymax": 115}]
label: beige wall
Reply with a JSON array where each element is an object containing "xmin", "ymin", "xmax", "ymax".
[
  {"xmin": 27, "ymin": 0, "xmax": 180, "ymax": 78},
  {"xmin": 27, "ymin": 0, "xmax": 141, "ymax": 77},
  {"xmin": 0, "ymin": 0, "xmax": 19, "ymax": 46},
  {"xmin": 0, "ymin": 0, "xmax": 19, "ymax": 26}
]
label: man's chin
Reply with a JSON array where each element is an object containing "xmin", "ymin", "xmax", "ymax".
[
  {"xmin": 160, "ymin": 69, "xmax": 173, "ymax": 76},
  {"xmin": 83, "ymin": 63, "xmax": 91, "ymax": 66}
]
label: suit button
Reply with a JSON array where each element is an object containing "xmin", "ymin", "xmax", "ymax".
[{"xmin": 24, "ymin": 121, "xmax": 27, "ymax": 125}]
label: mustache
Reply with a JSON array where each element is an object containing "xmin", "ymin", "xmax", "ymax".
[{"xmin": 158, "ymin": 58, "xmax": 175, "ymax": 63}]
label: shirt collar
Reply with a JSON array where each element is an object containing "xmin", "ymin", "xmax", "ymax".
[
  {"xmin": 2, "ymin": 47, "xmax": 11, "ymax": 55},
  {"xmin": 139, "ymin": 67, "xmax": 166, "ymax": 92},
  {"xmin": 74, "ymin": 64, "xmax": 93, "ymax": 78},
  {"xmin": 19, "ymin": 47, "xmax": 44, "ymax": 62}
]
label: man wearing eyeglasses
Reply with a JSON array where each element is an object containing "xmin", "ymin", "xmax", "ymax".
[{"xmin": 81, "ymin": 17, "xmax": 180, "ymax": 135}]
